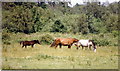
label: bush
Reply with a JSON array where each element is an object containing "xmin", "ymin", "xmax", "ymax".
[
  {"xmin": 2, "ymin": 33, "xmax": 10, "ymax": 40},
  {"xmin": 99, "ymin": 33, "xmax": 104, "ymax": 38},
  {"xmin": 112, "ymin": 31, "xmax": 118, "ymax": 37},
  {"xmin": 2, "ymin": 33, "xmax": 11, "ymax": 45},
  {"xmin": 92, "ymin": 38, "xmax": 110, "ymax": 46},
  {"xmin": 98, "ymin": 39, "xmax": 110, "ymax": 46},
  {"xmin": 40, "ymin": 34, "xmax": 54, "ymax": 45}
]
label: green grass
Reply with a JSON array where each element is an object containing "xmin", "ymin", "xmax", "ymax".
[{"xmin": 2, "ymin": 32, "xmax": 118, "ymax": 69}]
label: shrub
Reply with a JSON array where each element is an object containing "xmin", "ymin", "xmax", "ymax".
[
  {"xmin": 112, "ymin": 31, "xmax": 118, "ymax": 37},
  {"xmin": 2, "ymin": 33, "xmax": 10, "ymax": 40},
  {"xmin": 98, "ymin": 39, "xmax": 110, "ymax": 46},
  {"xmin": 99, "ymin": 33, "xmax": 104, "ymax": 38},
  {"xmin": 40, "ymin": 34, "xmax": 54, "ymax": 45},
  {"xmin": 2, "ymin": 33, "xmax": 11, "ymax": 45},
  {"xmin": 92, "ymin": 38, "xmax": 110, "ymax": 46}
]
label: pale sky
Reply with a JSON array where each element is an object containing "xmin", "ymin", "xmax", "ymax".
[{"xmin": 69, "ymin": 0, "xmax": 120, "ymax": 6}]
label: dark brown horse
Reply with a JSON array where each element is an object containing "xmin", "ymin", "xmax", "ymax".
[
  {"xmin": 20, "ymin": 40, "xmax": 40, "ymax": 48},
  {"xmin": 50, "ymin": 38, "xmax": 79, "ymax": 49}
]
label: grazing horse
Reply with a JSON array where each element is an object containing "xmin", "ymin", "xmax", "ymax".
[
  {"xmin": 20, "ymin": 40, "xmax": 40, "ymax": 48},
  {"xmin": 74, "ymin": 39, "xmax": 97, "ymax": 52},
  {"xmin": 50, "ymin": 38, "xmax": 79, "ymax": 49}
]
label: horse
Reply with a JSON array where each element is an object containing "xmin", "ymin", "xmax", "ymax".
[
  {"xmin": 50, "ymin": 38, "xmax": 79, "ymax": 49},
  {"xmin": 74, "ymin": 39, "xmax": 97, "ymax": 52},
  {"xmin": 20, "ymin": 40, "xmax": 40, "ymax": 48}
]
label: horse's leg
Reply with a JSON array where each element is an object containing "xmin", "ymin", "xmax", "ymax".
[
  {"xmin": 25, "ymin": 45, "xmax": 27, "ymax": 48},
  {"xmin": 68, "ymin": 45, "xmax": 71, "ymax": 49},
  {"xmin": 89, "ymin": 45, "xmax": 92, "ymax": 50},
  {"xmin": 55, "ymin": 44, "xmax": 58, "ymax": 49},
  {"xmin": 76, "ymin": 45, "xmax": 80, "ymax": 50},
  {"xmin": 22, "ymin": 45, "xmax": 24, "ymax": 48},
  {"xmin": 76, "ymin": 46, "xmax": 79, "ymax": 50},
  {"xmin": 59, "ymin": 44, "xmax": 62, "ymax": 48},
  {"xmin": 87, "ymin": 45, "xmax": 89, "ymax": 50},
  {"xmin": 82, "ymin": 46, "xmax": 84, "ymax": 50},
  {"xmin": 75, "ymin": 44, "xmax": 79, "ymax": 50},
  {"xmin": 31, "ymin": 45, "xmax": 34, "ymax": 48}
]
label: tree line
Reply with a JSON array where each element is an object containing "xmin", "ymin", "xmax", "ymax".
[{"xmin": 2, "ymin": 2, "xmax": 119, "ymax": 34}]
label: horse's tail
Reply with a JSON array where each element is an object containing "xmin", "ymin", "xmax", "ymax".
[{"xmin": 50, "ymin": 39, "xmax": 57, "ymax": 47}]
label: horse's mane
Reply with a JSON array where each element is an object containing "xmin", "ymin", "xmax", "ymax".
[
  {"xmin": 89, "ymin": 40, "xmax": 96, "ymax": 46},
  {"xmin": 33, "ymin": 40, "xmax": 38, "ymax": 41},
  {"xmin": 74, "ymin": 38, "xmax": 79, "ymax": 41}
]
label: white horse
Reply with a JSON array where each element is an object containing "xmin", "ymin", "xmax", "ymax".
[{"xmin": 74, "ymin": 39, "xmax": 97, "ymax": 52}]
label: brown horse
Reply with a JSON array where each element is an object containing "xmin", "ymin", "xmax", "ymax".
[
  {"xmin": 50, "ymin": 38, "xmax": 79, "ymax": 49},
  {"xmin": 20, "ymin": 40, "xmax": 40, "ymax": 48}
]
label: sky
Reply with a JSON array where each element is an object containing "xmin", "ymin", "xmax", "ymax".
[{"xmin": 69, "ymin": 0, "xmax": 120, "ymax": 7}]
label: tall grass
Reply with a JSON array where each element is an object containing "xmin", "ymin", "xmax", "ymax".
[{"xmin": 3, "ymin": 32, "xmax": 118, "ymax": 46}]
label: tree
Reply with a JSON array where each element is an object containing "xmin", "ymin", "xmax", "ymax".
[
  {"xmin": 51, "ymin": 20, "xmax": 67, "ymax": 33},
  {"xmin": 2, "ymin": 2, "xmax": 53, "ymax": 33},
  {"xmin": 77, "ymin": 14, "xmax": 88, "ymax": 34},
  {"xmin": 83, "ymin": 2, "xmax": 107, "ymax": 33}
]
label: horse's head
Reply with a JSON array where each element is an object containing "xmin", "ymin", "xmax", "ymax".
[
  {"xmin": 89, "ymin": 40, "xmax": 97, "ymax": 52},
  {"xmin": 50, "ymin": 39, "xmax": 58, "ymax": 47},
  {"xmin": 34, "ymin": 40, "xmax": 41, "ymax": 44},
  {"xmin": 89, "ymin": 40, "xmax": 95, "ymax": 45},
  {"xmin": 20, "ymin": 41, "xmax": 23, "ymax": 45},
  {"xmin": 50, "ymin": 43, "xmax": 54, "ymax": 47},
  {"xmin": 73, "ymin": 38, "xmax": 79, "ymax": 43}
]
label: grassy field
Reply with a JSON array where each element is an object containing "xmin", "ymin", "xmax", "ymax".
[{"xmin": 2, "ymin": 32, "xmax": 118, "ymax": 69}]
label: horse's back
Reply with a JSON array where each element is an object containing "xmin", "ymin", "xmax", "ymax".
[
  {"xmin": 59, "ymin": 38, "xmax": 75, "ymax": 42},
  {"xmin": 79, "ymin": 40, "xmax": 89, "ymax": 43},
  {"xmin": 55, "ymin": 38, "xmax": 77, "ymax": 45},
  {"xmin": 78, "ymin": 40, "xmax": 90, "ymax": 46},
  {"xmin": 21, "ymin": 40, "xmax": 35, "ymax": 45}
]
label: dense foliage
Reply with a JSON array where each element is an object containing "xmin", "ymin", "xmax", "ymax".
[
  {"xmin": 2, "ymin": 2, "xmax": 118, "ymax": 34},
  {"xmin": 40, "ymin": 34, "xmax": 54, "ymax": 45}
]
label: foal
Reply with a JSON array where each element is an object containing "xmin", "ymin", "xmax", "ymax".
[{"xmin": 20, "ymin": 40, "xmax": 40, "ymax": 48}]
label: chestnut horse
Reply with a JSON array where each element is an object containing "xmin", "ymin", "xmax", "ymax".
[
  {"xmin": 74, "ymin": 39, "xmax": 97, "ymax": 52},
  {"xmin": 20, "ymin": 40, "xmax": 40, "ymax": 48},
  {"xmin": 50, "ymin": 38, "xmax": 79, "ymax": 49}
]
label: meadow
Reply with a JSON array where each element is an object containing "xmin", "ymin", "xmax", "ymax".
[
  {"xmin": 2, "ymin": 2, "xmax": 119, "ymax": 70},
  {"xmin": 2, "ymin": 32, "xmax": 118, "ymax": 69}
]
